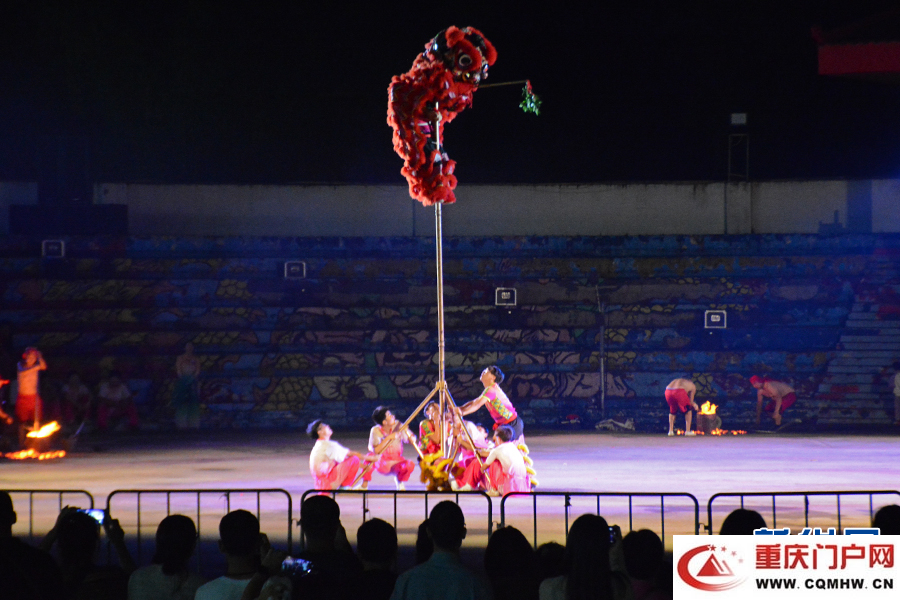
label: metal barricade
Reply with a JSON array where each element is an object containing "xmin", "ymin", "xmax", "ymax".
[
  {"xmin": 500, "ymin": 491, "xmax": 701, "ymax": 547},
  {"xmin": 299, "ymin": 489, "xmax": 494, "ymax": 551},
  {"xmin": 1, "ymin": 489, "xmax": 95, "ymax": 541},
  {"xmin": 707, "ymin": 490, "xmax": 900, "ymax": 534},
  {"xmin": 106, "ymin": 488, "xmax": 293, "ymax": 571}
]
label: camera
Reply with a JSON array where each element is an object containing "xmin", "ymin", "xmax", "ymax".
[
  {"xmin": 281, "ymin": 556, "xmax": 313, "ymax": 576},
  {"xmin": 78, "ymin": 508, "xmax": 105, "ymax": 524}
]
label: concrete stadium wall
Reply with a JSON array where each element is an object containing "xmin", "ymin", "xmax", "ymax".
[{"xmin": 2, "ymin": 179, "xmax": 898, "ymax": 236}]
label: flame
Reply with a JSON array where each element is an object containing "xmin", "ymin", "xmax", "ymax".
[
  {"xmin": 4, "ymin": 449, "xmax": 66, "ymax": 460},
  {"xmin": 26, "ymin": 421, "xmax": 61, "ymax": 438},
  {"xmin": 699, "ymin": 401, "xmax": 717, "ymax": 415},
  {"xmin": 694, "ymin": 429, "xmax": 747, "ymax": 436}
]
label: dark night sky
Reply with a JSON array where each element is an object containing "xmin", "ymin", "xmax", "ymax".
[{"xmin": 1, "ymin": 1, "xmax": 899, "ymax": 185}]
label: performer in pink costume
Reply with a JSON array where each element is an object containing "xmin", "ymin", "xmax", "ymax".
[
  {"xmin": 451, "ymin": 425, "xmax": 530, "ymax": 494},
  {"xmin": 364, "ymin": 406, "xmax": 417, "ymax": 491},
  {"xmin": 459, "ymin": 365, "xmax": 523, "ymax": 442},
  {"xmin": 482, "ymin": 425, "xmax": 531, "ymax": 496},
  {"xmin": 307, "ymin": 419, "xmax": 375, "ymax": 490},
  {"xmin": 450, "ymin": 417, "xmax": 490, "ymax": 490}
]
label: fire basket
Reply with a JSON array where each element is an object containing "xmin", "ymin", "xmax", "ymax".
[{"xmin": 696, "ymin": 402, "xmax": 723, "ymax": 434}]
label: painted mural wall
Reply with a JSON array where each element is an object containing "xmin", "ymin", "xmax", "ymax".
[{"xmin": 0, "ymin": 234, "xmax": 896, "ymax": 433}]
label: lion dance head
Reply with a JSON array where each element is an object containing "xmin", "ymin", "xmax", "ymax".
[{"xmin": 387, "ymin": 27, "xmax": 497, "ymax": 206}]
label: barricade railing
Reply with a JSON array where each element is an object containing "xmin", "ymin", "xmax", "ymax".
[
  {"xmin": 706, "ymin": 490, "xmax": 900, "ymax": 534},
  {"xmin": 1, "ymin": 489, "xmax": 95, "ymax": 541},
  {"xmin": 299, "ymin": 489, "xmax": 493, "ymax": 550},
  {"xmin": 500, "ymin": 492, "xmax": 701, "ymax": 547},
  {"xmin": 106, "ymin": 488, "xmax": 293, "ymax": 571}
]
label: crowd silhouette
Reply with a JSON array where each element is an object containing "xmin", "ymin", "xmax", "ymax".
[{"xmin": 4, "ymin": 491, "xmax": 899, "ymax": 600}]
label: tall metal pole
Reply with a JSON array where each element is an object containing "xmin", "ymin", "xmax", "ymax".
[
  {"xmin": 435, "ymin": 202, "xmax": 446, "ymax": 385},
  {"xmin": 433, "ymin": 105, "xmax": 449, "ymax": 454}
]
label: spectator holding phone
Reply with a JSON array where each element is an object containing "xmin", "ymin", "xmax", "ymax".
[{"xmin": 40, "ymin": 506, "xmax": 136, "ymax": 600}]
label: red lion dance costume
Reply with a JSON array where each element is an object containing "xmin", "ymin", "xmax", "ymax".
[{"xmin": 387, "ymin": 26, "xmax": 497, "ymax": 206}]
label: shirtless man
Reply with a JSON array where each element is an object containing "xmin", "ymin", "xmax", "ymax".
[
  {"xmin": 751, "ymin": 375, "xmax": 796, "ymax": 426},
  {"xmin": 665, "ymin": 378, "xmax": 700, "ymax": 436},
  {"xmin": 16, "ymin": 347, "xmax": 46, "ymax": 426}
]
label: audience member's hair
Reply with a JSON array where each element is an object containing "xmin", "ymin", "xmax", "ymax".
[
  {"xmin": 0, "ymin": 491, "xmax": 14, "ymax": 528},
  {"xmin": 485, "ymin": 365, "xmax": 505, "ymax": 384},
  {"xmin": 564, "ymin": 514, "xmax": 613, "ymax": 600},
  {"xmin": 356, "ymin": 518, "xmax": 397, "ymax": 564},
  {"xmin": 372, "ymin": 406, "xmax": 391, "ymax": 425},
  {"xmin": 484, "ymin": 526, "xmax": 533, "ymax": 579},
  {"xmin": 873, "ymin": 504, "xmax": 900, "ymax": 535},
  {"xmin": 301, "ymin": 495, "xmax": 341, "ymax": 540},
  {"xmin": 494, "ymin": 425, "xmax": 514, "ymax": 443},
  {"xmin": 427, "ymin": 501, "xmax": 466, "ymax": 551},
  {"xmin": 153, "ymin": 514, "xmax": 197, "ymax": 575},
  {"xmin": 57, "ymin": 511, "xmax": 101, "ymax": 565},
  {"xmin": 535, "ymin": 541, "xmax": 566, "ymax": 581},
  {"xmin": 415, "ymin": 519, "xmax": 433, "ymax": 564},
  {"xmin": 485, "ymin": 526, "xmax": 538, "ymax": 600},
  {"xmin": 622, "ymin": 529, "xmax": 664, "ymax": 581},
  {"xmin": 218, "ymin": 510, "xmax": 259, "ymax": 557},
  {"xmin": 718, "ymin": 508, "xmax": 767, "ymax": 535},
  {"xmin": 306, "ymin": 419, "xmax": 324, "ymax": 440}
]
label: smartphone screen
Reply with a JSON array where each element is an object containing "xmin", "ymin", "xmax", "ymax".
[
  {"xmin": 79, "ymin": 508, "xmax": 105, "ymax": 524},
  {"xmin": 281, "ymin": 556, "xmax": 313, "ymax": 575}
]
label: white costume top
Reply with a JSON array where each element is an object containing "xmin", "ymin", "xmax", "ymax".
[
  {"xmin": 309, "ymin": 439, "xmax": 350, "ymax": 474},
  {"xmin": 484, "ymin": 441, "xmax": 526, "ymax": 477}
]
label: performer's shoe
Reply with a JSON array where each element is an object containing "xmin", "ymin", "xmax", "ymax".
[
  {"xmin": 486, "ymin": 489, "xmax": 500, "ymax": 497},
  {"xmin": 396, "ymin": 482, "xmax": 406, "ymax": 491},
  {"xmin": 684, "ymin": 431, "xmax": 696, "ymax": 436},
  {"xmin": 667, "ymin": 431, "xmax": 674, "ymax": 437},
  {"xmin": 352, "ymin": 481, "xmax": 368, "ymax": 490}
]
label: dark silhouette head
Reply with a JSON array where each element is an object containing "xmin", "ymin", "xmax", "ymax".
[
  {"xmin": 356, "ymin": 518, "xmax": 397, "ymax": 567},
  {"xmin": 153, "ymin": 514, "xmax": 197, "ymax": 575},
  {"xmin": 623, "ymin": 529, "xmax": 664, "ymax": 581},
  {"xmin": 218, "ymin": 510, "xmax": 260, "ymax": 557},
  {"xmin": 301, "ymin": 495, "xmax": 342, "ymax": 545},
  {"xmin": 719, "ymin": 508, "xmax": 767, "ymax": 535},
  {"xmin": 0, "ymin": 492, "xmax": 16, "ymax": 535},
  {"xmin": 484, "ymin": 525, "xmax": 534, "ymax": 581},
  {"xmin": 564, "ymin": 514, "xmax": 613, "ymax": 600},
  {"xmin": 535, "ymin": 541, "xmax": 566, "ymax": 581},
  {"xmin": 873, "ymin": 504, "xmax": 900, "ymax": 535},
  {"xmin": 427, "ymin": 501, "xmax": 466, "ymax": 551},
  {"xmin": 58, "ymin": 511, "xmax": 101, "ymax": 566}
]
